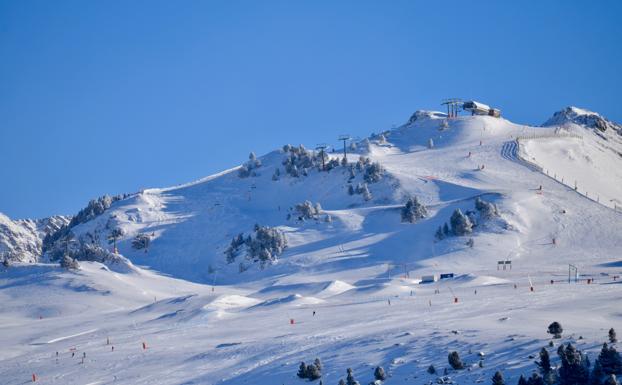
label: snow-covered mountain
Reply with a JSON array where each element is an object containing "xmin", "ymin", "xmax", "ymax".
[
  {"xmin": 0, "ymin": 213, "xmax": 69, "ymax": 263},
  {"xmin": 1, "ymin": 106, "xmax": 621, "ymax": 385},
  {"xmin": 542, "ymin": 106, "xmax": 622, "ymax": 136}
]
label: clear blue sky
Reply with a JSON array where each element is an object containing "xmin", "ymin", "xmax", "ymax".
[{"xmin": 1, "ymin": 0, "xmax": 621, "ymax": 219}]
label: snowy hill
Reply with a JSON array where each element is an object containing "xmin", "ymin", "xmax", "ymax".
[{"xmin": 1, "ymin": 107, "xmax": 622, "ymax": 385}]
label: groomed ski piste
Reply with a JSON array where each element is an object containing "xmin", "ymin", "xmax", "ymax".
[{"xmin": 1, "ymin": 108, "xmax": 621, "ymax": 385}]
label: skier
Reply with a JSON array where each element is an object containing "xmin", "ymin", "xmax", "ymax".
[{"xmin": 312, "ymin": 311, "xmax": 316, "ymax": 316}]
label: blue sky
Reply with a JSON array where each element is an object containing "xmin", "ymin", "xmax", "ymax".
[{"xmin": 1, "ymin": 0, "xmax": 621, "ymax": 219}]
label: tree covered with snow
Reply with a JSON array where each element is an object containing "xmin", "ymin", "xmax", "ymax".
[
  {"xmin": 69, "ymin": 194, "xmax": 130, "ymax": 228},
  {"xmin": 557, "ymin": 343, "xmax": 590, "ymax": 385},
  {"xmin": 475, "ymin": 197, "xmax": 500, "ymax": 219},
  {"xmin": 225, "ymin": 233, "xmax": 246, "ymax": 264},
  {"xmin": 357, "ymin": 183, "xmax": 372, "ymax": 201},
  {"xmin": 107, "ymin": 227, "xmax": 124, "ymax": 251},
  {"xmin": 60, "ymin": 254, "xmax": 80, "ymax": 270},
  {"xmin": 272, "ymin": 167, "xmax": 281, "ymax": 181},
  {"xmin": 363, "ymin": 161, "xmax": 384, "ymax": 183},
  {"xmin": 401, "ymin": 197, "xmax": 428, "ymax": 223},
  {"xmin": 450, "ymin": 209, "xmax": 473, "ymax": 236},
  {"xmin": 132, "ymin": 233, "xmax": 151, "ymax": 251},
  {"xmin": 296, "ymin": 358, "xmax": 322, "ymax": 381},
  {"xmin": 238, "ymin": 152, "xmax": 262, "ymax": 178},
  {"xmin": 43, "ymin": 193, "xmax": 130, "ymax": 254},
  {"xmin": 292, "ymin": 201, "xmax": 322, "ymax": 221},
  {"xmin": 282, "ymin": 145, "xmax": 318, "ymax": 177},
  {"xmin": 225, "ymin": 225, "xmax": 287, "ymax": 268}
]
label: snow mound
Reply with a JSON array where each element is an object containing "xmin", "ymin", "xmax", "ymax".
[
  {"xmin": 252, "ymin": 293, "xmax": 324, "ymax": 308},
  {"xmin": 319, "ymin": 280, "xmax": 355, "ymax": 296},
  {"xmin": 203, "ymin": 295, "xmax": 261, "ymax": 311},
  {"xmin": 451, "ymin": 274, "xmax": 510, "ymax": 286}
]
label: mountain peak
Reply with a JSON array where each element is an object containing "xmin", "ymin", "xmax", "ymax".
[{"xmin": 542, "ymin": 106, "xmax": 621, "ymax": 134}]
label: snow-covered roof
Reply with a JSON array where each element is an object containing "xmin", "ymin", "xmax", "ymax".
[{"xmin": 463, "ymin": 100, "xmax": 491, "ymax": 111}]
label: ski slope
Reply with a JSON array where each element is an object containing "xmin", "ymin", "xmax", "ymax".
[{"xmin": 1, "ymin": 108, "xmax": 621, "ymax": 385}]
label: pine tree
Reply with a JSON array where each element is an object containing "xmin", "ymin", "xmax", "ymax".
[
  {"xmin": 610, "ymin": 329, "xmax": 618, "ymax": 344},
  {"xmin": 306, "ymin": 363, "xmax": 321, "ymax": 380},
  {"xmin": 548, "ymin": 322, "xmax": 563, "ymax": 339},
  {"xmin": 527, "ymin": 373, "xmax": 545, "ymax": 385},
  {"xmin": 592, "ymin": 359, "xmax": 604, "ymax": 385},
  {"xmin": 450, "ymin": 209, "xmax": 473, "ymax": 236},
  {"xmin": 60, "ymin": 254, "xmax": 79, "ymax": 270},
  {"xmin": 599, "ymin": 343, "xmax": 622, "ymax": 376},
  {"xmin": 518, "ymin": 375, "xmax": 528, "ymax": 385},
  {"xmin": 346, "ymin": 368, "xmax": 360, "ymax": 385},
  {"xmin": 435, "ymin": 226, "xmax": 445, "ymax": 240},
  {"xmin": 558, "ymin": 343, "xmax": 590, "ymax": 385},
  {"xmin": 427, "ymin": 365, "xmax": 436, "ymax": 374},
  {"xmin": 536, "ymin": 347, "xmax": 552, "ymax": 374},
  {"xmin": 401, "ymin": 197, "xmax": 428, "ymax": 223},
  {"xmin": 314, "ymin": 358, "xmax": 322, "ymax": 372},
  {"xmin": 297, "ymin": 362, "xmax": 308, "ymax": 378},
  {"xmin": 443, "ymin": 223, "xmax": 450, "ymax": 237},
  {"xmin": 475, "ymin": 197, "xmax": 499, "ymax": 219},
  {"xmin": 272, "ymin": 168, "xmax": 281, "ymax": 181},
  {"xmin": 492, "ymin": 371, "xmax": 505, "ymax": 385},
  {"xmin": 448, "ymin": 351, "xmax": 464, "ymax": 370},
  {"xmin": 374, "ymin": 366, "xmax": 386, "ymax": 381}
]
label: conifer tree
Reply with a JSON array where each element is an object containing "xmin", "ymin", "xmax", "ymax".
[
  {"xmin": 548, "ymin": 322, "xmax": 563, "ymax": 339},
  {"xmin": 448, "ymin": 351, "xmax": 464, "ymax": 370},
  {"xmin": 374, "ymin": 366, "xmax": 386, "ymax": 381},
  {"xmin": 492, "ymin": 371, "xmax": 505, "ymax": 385}
]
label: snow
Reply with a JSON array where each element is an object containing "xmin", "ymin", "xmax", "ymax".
[{"xmin": 1, "ymin": 108, "xmax": 621, "ymax": 384}]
